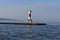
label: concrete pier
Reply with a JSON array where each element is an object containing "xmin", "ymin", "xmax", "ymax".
[{"xmin": 0, "ymin": 22, "xmax": 46, "ymax": 25}]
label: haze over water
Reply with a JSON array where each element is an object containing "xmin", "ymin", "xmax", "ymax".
[{"xmin": 0, "ymin": 0, "xmax": 60, "ymax": 22}]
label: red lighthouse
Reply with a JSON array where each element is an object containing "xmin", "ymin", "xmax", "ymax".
[{"xmin": 27, "ymin": 10, "xmax": 32, "ymax": 23}]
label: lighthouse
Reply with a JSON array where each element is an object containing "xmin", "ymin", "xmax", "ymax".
[{"xmin": 27, "ymin": 10, "xmax": 32, "ymax": 23}]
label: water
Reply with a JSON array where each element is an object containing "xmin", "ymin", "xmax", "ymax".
[{"xmin": 0, "ymin": 24, "xmax": 60, "ymax": 40}]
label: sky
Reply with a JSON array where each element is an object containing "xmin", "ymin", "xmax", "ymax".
[{"xmin": 0, "ymin": 0, "xmax": 60, "ymax": 22}]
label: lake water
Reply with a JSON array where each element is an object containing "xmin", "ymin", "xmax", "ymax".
[{"xmin": 0, "ymin": 24, "xmax": 60, "ymax": 40}]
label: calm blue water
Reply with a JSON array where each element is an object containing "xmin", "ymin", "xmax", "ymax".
[{"xmin": 0, "ymin": 24, "xmax": 60, "ymax": 40}]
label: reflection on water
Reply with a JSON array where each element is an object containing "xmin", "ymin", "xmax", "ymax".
[{"xmin": 27, "ymin": 25, "xmax": 32, "ymax": 32}]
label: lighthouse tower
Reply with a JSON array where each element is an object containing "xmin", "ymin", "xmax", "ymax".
[{"xmin": 27, "ymin": 10, "xmax": 32, "ymax": 23}]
